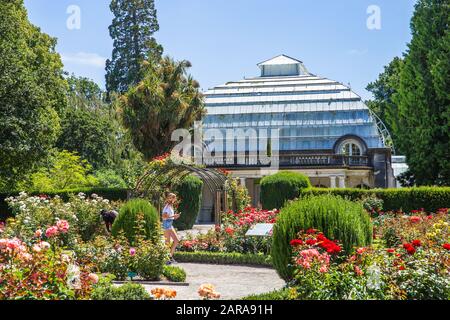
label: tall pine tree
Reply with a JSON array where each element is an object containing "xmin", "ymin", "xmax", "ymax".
[
  {"xmin": 105, "ymin": 0, "xmax": 163, "ymax": 95},
  {"xmin": 393, "ymin": 0, "xmax": 449, "ymax": 185}
]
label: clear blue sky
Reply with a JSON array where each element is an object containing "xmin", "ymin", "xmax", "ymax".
[{"xmin": 24, "ymin": 0, "xmax": 416, "ymax": 100}]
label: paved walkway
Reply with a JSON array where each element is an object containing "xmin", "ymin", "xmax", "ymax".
[{"xmin": 143, "ymin": 263, "xmax": 285, "ymax": 300}]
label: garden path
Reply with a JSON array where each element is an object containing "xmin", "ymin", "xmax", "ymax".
[{"xmin": 143, "ymin": 263, "xmax": 285, "ymax": 300}]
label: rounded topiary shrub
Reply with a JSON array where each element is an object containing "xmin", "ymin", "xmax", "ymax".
[
  {"xmin": 112, "ymin": 199, "xmax": 160, "ymax": 244},
  {"xmin": 173, "ymin": 175, "xmax": 203, "ymax": 231},
  {"xmin": 260, "ymin": 171, "xmax": 311, "ymax": 210},
  {"xmin": 272, "ymin": 195, "xmax": 373, "ymax": 281}
]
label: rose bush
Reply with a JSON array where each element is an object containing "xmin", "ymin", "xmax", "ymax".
[
  {"xmin": 286, "ymin": 209, "xmax": 449, "ymax": 300},
  {"xmin": 4, "ymin": 192, "xmax": 117, "ymax": 245},
  {"xmin": 0, "ymin": 231, "xmax": 98, "ymax": 300},
  {"xmin": 178, "ymin": 206, "xmax": 279, "ymax": 254}
]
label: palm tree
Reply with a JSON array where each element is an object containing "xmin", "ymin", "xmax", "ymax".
[{"xmin": 119, "ymin": 57, "xmax": 206, "ymax": 161}]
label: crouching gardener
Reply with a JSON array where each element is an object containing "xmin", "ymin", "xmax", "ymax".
[{"xmin": 100, "ymin": 209, "xmax": 119, "ymax": 233}]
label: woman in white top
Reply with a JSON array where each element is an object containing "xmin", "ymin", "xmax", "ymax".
[{"xmin": 162, "ymin": 193, "xmax": 181, "ymax": 263}]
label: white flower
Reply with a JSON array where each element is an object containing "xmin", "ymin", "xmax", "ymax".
[
  {"xmin": 66, "ymin": 264, "xmax": 81, "ymax": 289},
  {"xmin": 366, "ymin": 264, "xmax": 383, "ymax": 291}
]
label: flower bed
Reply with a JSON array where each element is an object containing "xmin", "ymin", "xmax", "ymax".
[
  {"xmin": 0, "ymin": 193, "xmax": 176, "ymax": 299},
  {"xmin": 279, "ymin": 208, "xmax": 450, "ymax": 300},
  {"xmin": 178, "ymin": 207, "xmax": 278, "ymax": 255}
]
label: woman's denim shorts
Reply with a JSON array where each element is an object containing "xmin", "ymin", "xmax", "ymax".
[{"xmin": 162, "ymin": 219, "xmax": 174, "ymax": 230}]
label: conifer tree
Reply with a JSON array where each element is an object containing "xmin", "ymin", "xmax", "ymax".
[
  {"xmin": 105, "ymin": 0, "xmax": 163, "ymax": 95},
  {"xmin": 393, "ymin": 0, "xmax": 449, "ymax": 185}
]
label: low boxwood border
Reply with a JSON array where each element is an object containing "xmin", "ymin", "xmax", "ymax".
[
  {"xmin": 173, "ymin": 251, "xmax": 273, "ymax": 267},
  {"xmin": 242, "ymin": 288, "xmax": 291, "ymax": 300}
]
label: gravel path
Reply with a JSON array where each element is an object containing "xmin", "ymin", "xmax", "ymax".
[{"xmin": 143, "ymin": 263, "xmax": 285, "ymax": 300}]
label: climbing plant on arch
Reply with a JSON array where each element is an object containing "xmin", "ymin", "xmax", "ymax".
[{"xmin": 132, "ymin": 154, "xmax": 238, "ymax": 224}]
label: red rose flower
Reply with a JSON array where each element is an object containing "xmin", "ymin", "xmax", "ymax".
[
  {"xmin": 306, "ymin": 228, "xmax": 317, "ymax": 234},
  {"xmin": 386, "ymin": 248, "xmax": 395, "ymax": 253},
  {"xmin": 290, "ymin": 239, "xmax": 303, "ymax": 246},
  {"xmin": 443, "ymin": 243, "xmax": 450, "ymax": 250},
  {"xmin": 403, "ymin": 243, "xmax": 416, "ymax": 255},
  {"xmin": 409, "ymin": 216, "xmax": 421, "ymax": 223},
  {"xmin": 305, "ymin": 239, "xmax": 317, "ymax": 246},
  {"xmin": 411, "ymin": 240, "xmax": 421, "ymax": 247}
]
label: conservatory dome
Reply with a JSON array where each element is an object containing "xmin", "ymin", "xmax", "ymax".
[{"xmin": 202, "ymin": 54, "xmax": 389, "ymax": 153}]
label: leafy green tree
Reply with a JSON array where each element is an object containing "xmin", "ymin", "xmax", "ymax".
[
  {"xmin": 94, "ymin": 169, "xmax": 127, "ymax": 188},
  {"xmin": 24, "ymin": 150, "xmax": 99, "ymax": 191},
  {"xmin": 59, "ymin": 76, "xmax": 146, "ymax": 187},
  {"xmin": 67, "ymin": 74, "xmax": 105, "ymax": 110},
  {"xmin": 0, "ymin": 0, "xmax": 67, "ymax": 190},
  {"xmin": 105, "ymin": 0, "xmax": 163, "ymax": 95},
  {"xmin": 120, "ymin": 57, "xmax": 206, "ymax": 160},
  {"xmin": 57, "ymin": 106, "xmax": 115, "ymax": 170},
  {"xmin": 366, "ymin": 57, "xmax": 404, "ymax": 154},
  {"xmin": 393, "ymin": 0, "xmax": 449, "ymax": 185}
]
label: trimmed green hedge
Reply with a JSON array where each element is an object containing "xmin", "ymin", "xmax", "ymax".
[
  {"xmin": 300, "ymin": 187, "xmax": 450, "ymax": 213},
  {"xmin": 260, "ymin": 171, "xmax": 311, "ymax": 210},
  {"xmin": 173, "ymin": 251, "xmax": 273, "ymax": 267},
  {"xmin": 272, "ymin": 195, "xmax": 373, "ymax": 281},
  {"xmin": 242, "ymin": 288, "xmax": 292, "ymax": 300},
  {"xmin": 174, "ymin": 175, "xmax": 203, "ymax": 231},
  {"xmin": 0, "ymin": 187, "xmax": 129, "ymax": 221}
]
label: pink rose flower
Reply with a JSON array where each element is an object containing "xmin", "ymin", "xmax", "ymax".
[
  {"xmin": 88, "ymin": 273, "xmax": 99, "ymax": 284},
  {"xmin": 56, "ymin": 220, "xmax": 70, "ymax": 233},
  {"xmin": 129, "ymin": 248, "xmax": 136, "ymax": 256},
  {"xmin": 45, "ymin": 226, "xmax": 59, "ymax": 238}
]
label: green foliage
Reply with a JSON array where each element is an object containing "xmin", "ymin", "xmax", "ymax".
[
  {"xmin": 60, "ymin": 76, "xmax": 146, "ymax": 188},
  {"xmin": 66, "ymin": 74, "xmax": 105, "ymax": 109},
  {"xmin": 174, "ymin": 175, "xmax": 203, "ymax": 230},
  {"xmin": 105, "ymin": 0, "xmax": 163, "ymax": 94},
  {"xmin": 135, "ymin": 239, "xmax": 168, "ymax": 280},
  {"xmin": 57, "ymin": 106, "xmax": 114, "ymax": 170},
  {"xmin": 24, "ymin": 150, "xmax": 99, "ymax": 191},
  {"xmin": 94, "ymin": 169, "xmax": 127, "ymax": 188},
  {"xmin": 112, "ymin": 199, "xmax": 160, "ymax": 244},
  {"xmin": 366, "ymin": 57, "xmax": 403, "ymax": 153},
  {"xmin": 91, "ymin": 276, "xmax": 151, "ymax": 300},
  {"xmin": 272, "ymin": 195, "xmax": 373, "ymax": 281},
  {"xmin": 173, "ymin": 251, "xmax": 273, "ymax": 267},
  {"xmin": 359, "ymin": 195, "xmax": 384, "ymax": 213},
  {"xmin": 242, "ymin": 288, "xmax": 293, "ymax": 301},
  {"xmin": 120, "ymin": 57, "xmax": 205, "ymax": 160},
  {"xmin": 392, "ymin": 0, "xmax": 449, "ymax": 185},
  {"xmin": 260, "ymin": 171, "xmax": 311, "ymax": 210},
  {"xmin": 163, "ymin": 265, "xmax": 187, "ymax": 282},
  {"xmin": 0, "ymin": 0, "xmax": 67, "ymax": 189},
  {"xmin": 226, "ymin": 178, "xmax": 251, "ymax": 212},
  {"xmin": 300, "ymin": 187, "xmax": 450, "ymax": 213}
]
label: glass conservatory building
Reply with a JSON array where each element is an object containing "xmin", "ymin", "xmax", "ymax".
[{"xmin": 199, "ymin": 55, "xmax": 395, "ymax": 215}]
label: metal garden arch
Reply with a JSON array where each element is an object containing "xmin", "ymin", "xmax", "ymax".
[{"xmin": 132, "ymin": 163, "xmax": 233, "ymax": 224}]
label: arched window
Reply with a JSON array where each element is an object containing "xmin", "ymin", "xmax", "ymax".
[{"xmin": 339, "ymin": 140, "xmax": 363, "ymax": 156}]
